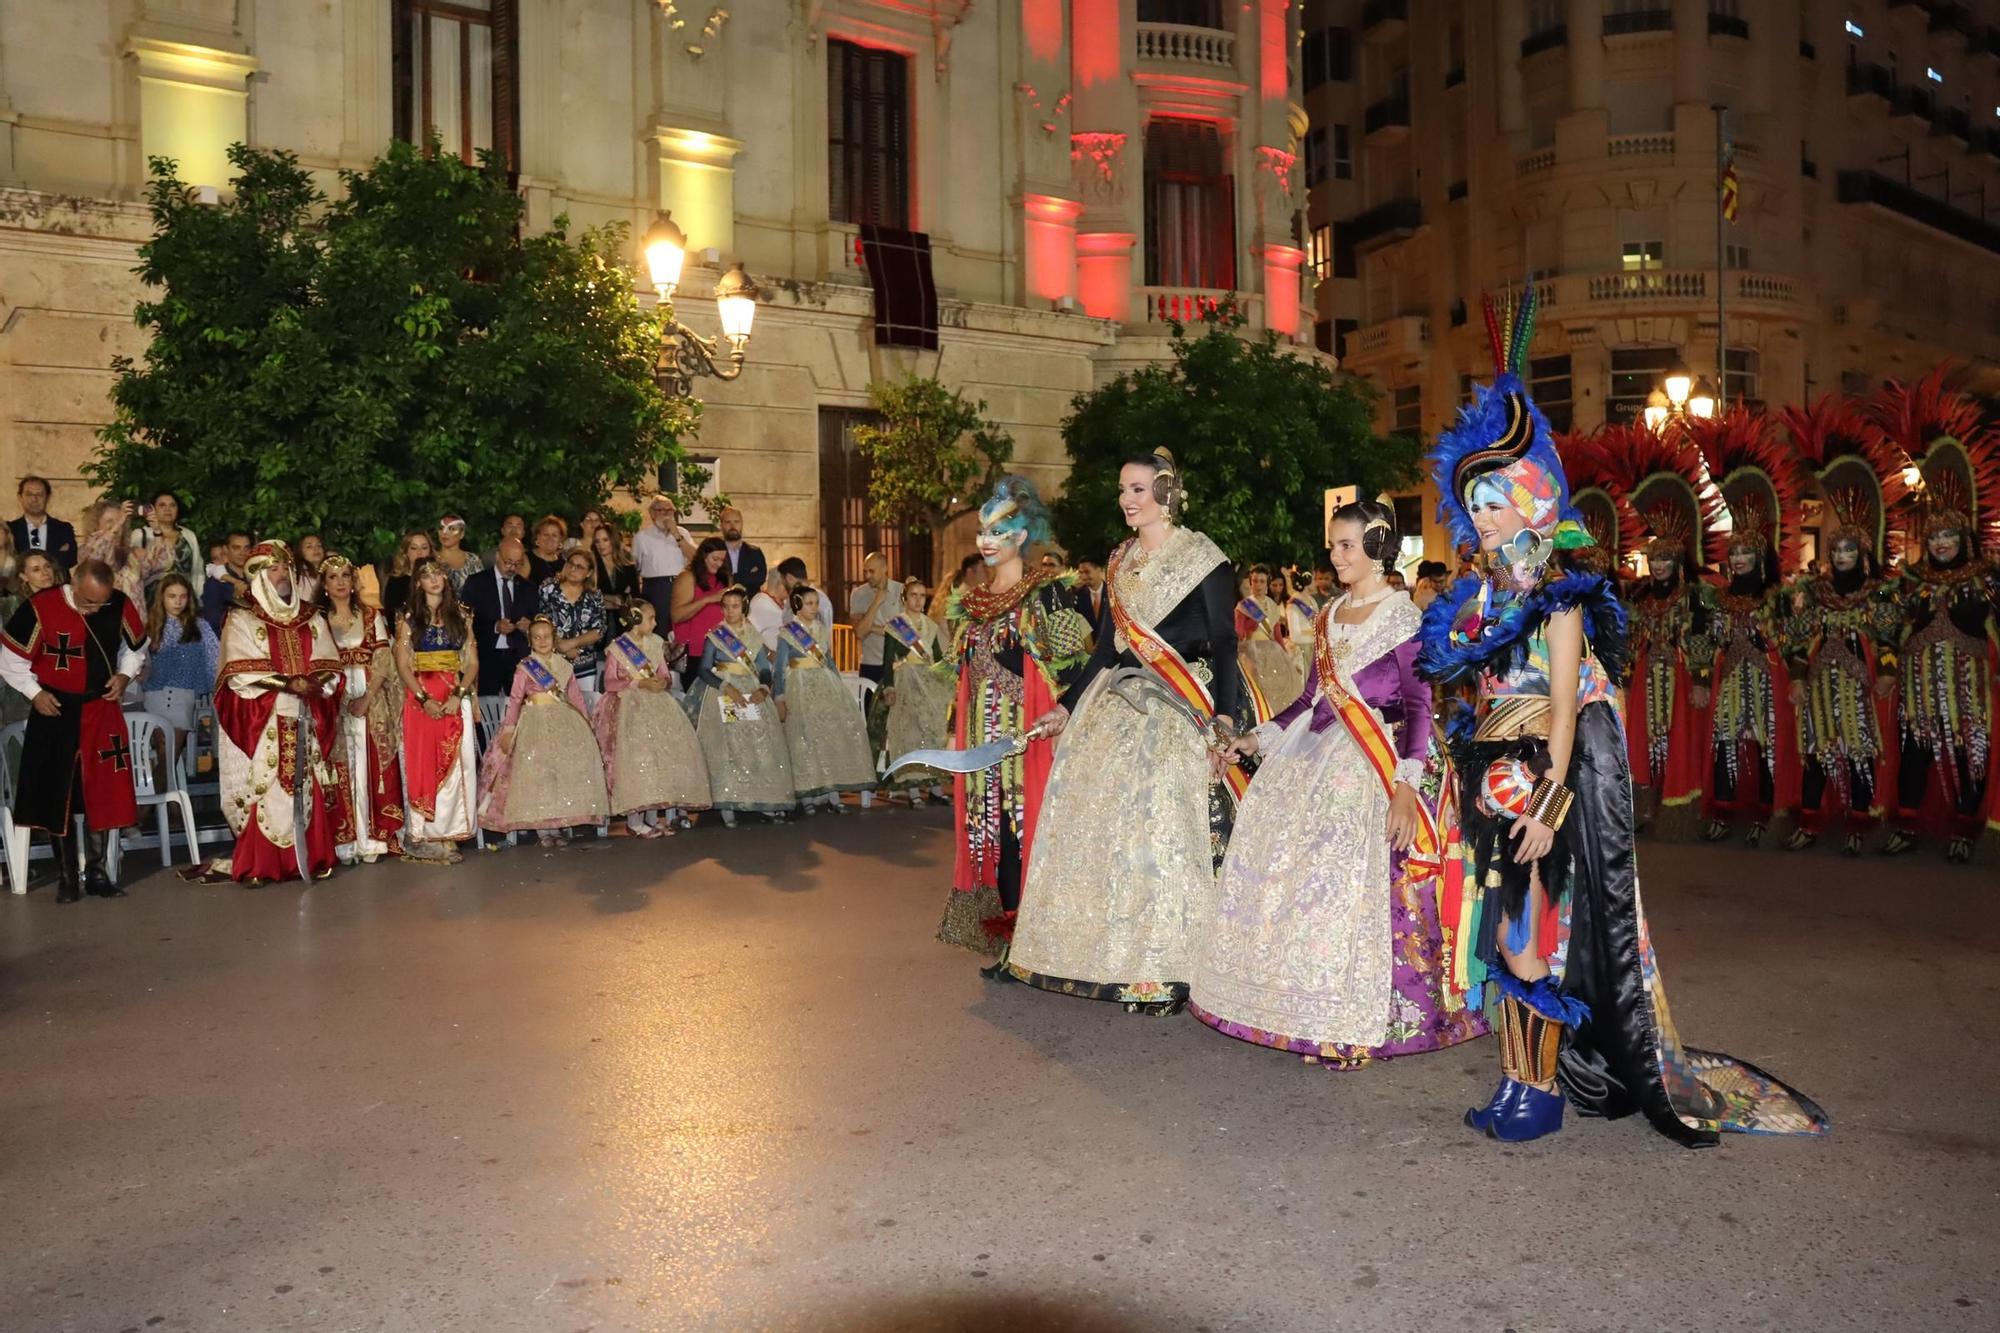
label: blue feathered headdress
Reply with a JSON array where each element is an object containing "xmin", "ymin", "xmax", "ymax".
[{"xmin": 1429, "ymin": 288, "xmax": 1591, "ymax": 555}]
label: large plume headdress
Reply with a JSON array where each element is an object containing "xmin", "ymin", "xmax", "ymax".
[
  {"xmin": 1777, "ymin": 393, "xmax": 1905, "ymax": 567},
  {"xmin": 1863, "ymin": 364, "xmax": 2000, "ymax": 552},
  {"xmin": 1687, "ymin": 405, "xmax": 1806, "ymax": 578},
  {"xmin": 1597, "ymin": 421, "xmax": 1725, "ymax": 572},
  {"xmin": 1430, "ymin": 287, "xmax": 1591, "ymax": 559},
  {"xmin": 1557, "ymin": 426, "xmax": 1647, "ymax": 567}
]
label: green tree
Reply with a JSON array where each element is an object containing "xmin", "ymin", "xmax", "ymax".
[
  {"xmin": 851, "ymin": 375, "xmax": 1013, "ymax": 577},
  {"xmin": 89, "ymin": 141, "xmax": 698, "ymax": 563},
  {"xmin": 1051, "ymin": 305, "xmax": 1417, "ymax": 567}
]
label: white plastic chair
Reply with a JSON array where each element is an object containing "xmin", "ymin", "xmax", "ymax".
[
  {"xmin": 106, "ymin": 711, "xmax": 200, "ymax": 879},
  {"xmin": 476, "ymin": 696, "xmax": 509, "ymax": 748},
  {"xmin": 844, "ymin": 673, "xmax": 876, "ymax": 712},
  {"xmin": 0, "ymin": 722, "xmax": 25, "ymax": 893}
]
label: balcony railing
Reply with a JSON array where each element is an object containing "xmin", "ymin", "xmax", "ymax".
[
  {"xmin": 1446, "ymin": 179, "xmax": 1468, "ymax": 202},
  {"xmin": 1348, "ymin": 315, "xmax": 1431, "ymax": 361},
  {"xmin": 1973, "ymin": 25, "xmax": 2000, "ymax": 60},
  {"xmin": 1735, "ymin": 272, "xmax": 1800, "ymax": 305},
  {"xmin": 1589, "ymin": 270, "xmax": 1706, "ymax": 301},
  {"xmin": 1519, "ymin": 146, "xmax": 1556, "ymax": 174},
  {"xmin": 1609, "ymin": 132, "xmax": 1675, "ymax": 159},
  {"xmin": 1346, "ymin": 197, "xmax": 1423, "ymax": 250},
  {"xmin": 1889, "ymin": 84, "xmax": 1938, "ymax": 123},
  {"xmin": 1707, "ymin": 12, "xmax": 1750, "ymax": 39},
  {"xmin": 1934, "ymin": 106, "xmax": 1974, "ymax": 141},
  {"xmin": 1839, "ymin": 168, "xmax": 2000, "ymax": 256},
  {"xmin": 1930, "ymin": 4, "xmax": 1973, "ymax": 37},
  {"xmin": 1135, "ymin": 22, "xmax": 1236, "ymax": 68},
  {"xmin": 1492, "ymin": 279, "xmax": 1558, "ymax": 312},
  {"xmin": 1138, "ymin": 287, "xmax": 1231, "ymax": 325},
  {"xmin": 1521, "ymin": 25, "xmax": 1567, "ymax": 57},
  {"xmin": 1605, "ymin": 9, "xmax": 1673, "ymax": 36},
  {"xmin": 1364, "ymin": 96, "xmax": 1412, "ymax": 138}
]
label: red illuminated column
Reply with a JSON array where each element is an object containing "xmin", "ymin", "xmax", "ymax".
[
  {"xmin": 1256, "ymin": 243, "xmax": 1305, "ymax": 338},
  {"xmin": 1076, "ymin": 231, "xmax": 1137, "ymax": 322},
  {"xmin": 1023, "ymin": 194, "xmax": 1084, "ymax": 304}
]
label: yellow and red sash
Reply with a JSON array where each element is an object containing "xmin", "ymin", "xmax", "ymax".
[{"xmin": 1105, "ymin": 544, "xmax": 1252, "ymax": 801}]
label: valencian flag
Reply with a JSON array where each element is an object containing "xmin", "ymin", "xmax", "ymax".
[{"xmin": 1720, "ymin": 146, "xmax": 1740, "ymax": 222}]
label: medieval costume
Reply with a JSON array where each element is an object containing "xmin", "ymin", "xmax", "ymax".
[
  {"xmin": 878, "ymin": 606, "xmax": 954, "ymax": 801},
  {"xmin": 1008, "ymin": 456, "xmax": 1243, "ymax": 1008},
  {"xmin": 774, "ymin": 615, "xmax": 877, "ymax": 810},
  {"xmin": 212, "ymin": 542, "xmax": 345, "ymax": 883},
  {"xmin": 1421, "ymin": 290, "xmax": 1825, "ymax": 1146},
  {"xmin": 1690, "ymin": 410, "xmax": 1805, "ymax": 847},
  {"xmin": 1869, "ymin": 370, "xmax": 2000, "ymax": 864},
  {"xmin": 1778, "ymin": 399, "xmax": 1907, "ymax": 856},
  {"xmin": 1191, "ymin": 588, "xmax": 1487, "ymax": 1064},
  {"xmin": 1566, "ymin": 425, "xmax": 1716, "ymax": 840},
  {"xmin": 693, "ymin": 617, "xmax": 796, "ymax": 821},
  {"xmin": 594, "ymin": 626, "xmax": 711, "ymax": 832},
  {"xmin": 396, "ymin": 583, "xmax": 478, "ymax": 861},
  {"xmin": 0, "ymin": 582, "xmax": 146, "ymax": 900},
  {"xmin": 478, "ymin": 643, "xmax": 609, "ymax": 837},
  {"xmin": 322, "ymin": 557, "xmax": 404, "ymax": 865},
  {"xmin": 937, "ymin": 479, "xmax": 1089, "ymax": 958},
  {"xmin": 1236, "ymin": 589, "xmax": 1303, "ymax": 716}
]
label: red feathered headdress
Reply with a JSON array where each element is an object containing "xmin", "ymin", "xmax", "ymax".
[{"xmin": 1686, "ymin": 406, "xmax": 1808, "ymax": 575}]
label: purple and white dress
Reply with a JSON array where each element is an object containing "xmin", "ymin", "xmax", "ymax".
[{"xmin": 1190, "ymin": 590, "xmax": 1488, "ymax": 1065}]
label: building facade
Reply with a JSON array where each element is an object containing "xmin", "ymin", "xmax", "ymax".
[
  {"xmin": 0, "ymin": 0, "xmax": 1314, "ymax": 584},
  {"xmin": 1303, "ymin": 0, "xmax": 2000, "ymax": 463}
]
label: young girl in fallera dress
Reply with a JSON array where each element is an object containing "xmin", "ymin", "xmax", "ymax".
[
  {"xmin": 478, "ymin": 617, "xmax": 609, "ymax": 847},
  {"xmin": 879, "ymin": 576, "xmax": 954, "ymax": 806},
  {"xmin": 693, "ymin": 587, "xmax": 796, "ymax": 827},
  {"xmin": 594, "ymin": 600, "xmax": 710, "ymax": 838},
  {"xmin": 774, "ymin": 586, "xmax": 877, "ymax": 814}
]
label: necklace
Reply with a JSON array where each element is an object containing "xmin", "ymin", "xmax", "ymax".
[{"xmin": 1344, "ymin": 582, "xmax": 1393, "ymax": 608}]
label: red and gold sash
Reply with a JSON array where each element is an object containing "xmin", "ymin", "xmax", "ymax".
[{"xmin": 1105, "ymin": 542, "xmax": 1251, "ymax": 801}]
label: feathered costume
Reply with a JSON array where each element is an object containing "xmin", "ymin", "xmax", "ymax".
[
  {"xmin": 1568, "ymin": 423, "xmax": 1720, "ymax": 839},
  {"xmin": 1419, "ymin": 289, "xmax": 1826, "ymax": 1146},
  {"xmin": 1687, "ymin": 408, "xmax": 1807, "ymax": 842},
  {"xmin": 1777, "ymin": 397, "xmax": 1907, "ymax": 851},
  {"xmin": 1866, "ymin": 369, "xmax": 2000, "ymax": 862}
]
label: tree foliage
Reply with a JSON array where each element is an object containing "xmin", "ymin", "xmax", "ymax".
[
  {"xmin": 89, "ymin": 142, "xmax": 699, "ymax": 562},
  {"xmin": 851, "ymin": 376, "xmax": 1014, "ymax": 570},
  {"xmin": 1051, "ymin": 306, "xmax": 1418, "ymax": 567}
]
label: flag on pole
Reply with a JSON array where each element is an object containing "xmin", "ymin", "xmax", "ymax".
[{"xmin": 1720, "ymin": 149, "xmax": 1740, "ymax": 222}]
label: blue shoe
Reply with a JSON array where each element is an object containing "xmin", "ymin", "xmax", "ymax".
[
  {"xmin": 1464, "ymin": 1078, "xmax": 1524, "ymax": 1133},
  {"xmin": 1486, "ymin": 1082, "xmax": 1565, "ymax": 1142}
]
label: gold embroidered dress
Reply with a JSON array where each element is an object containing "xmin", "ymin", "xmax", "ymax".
[
  {"xmin": 775, "ymin": 620, "xmax": 878, "ymax": 799},
  {"xmin": 594, "ymin": 631, "xmax": 711, "ymax": 816},
  {"xmin": 880, "ymin": 611, "xmax": 954, "ymax": 793},
  {"xmin": 1007, "ymin": 526, "xmax": 1243, "ymax": 1004}
]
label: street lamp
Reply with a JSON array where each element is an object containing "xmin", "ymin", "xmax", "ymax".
[
  {"xmin": 642, "ymin": 209, "xmax": 761, "ymax": 398},
  {"xmin": 1643, "ymin": 362, "xmax": 1717, "ymax": 431}
]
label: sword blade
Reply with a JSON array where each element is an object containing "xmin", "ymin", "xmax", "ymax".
[
  {"xmin": 293, "ymin": 706, "xmax": 316, "ymax": 883},
  {"xmin": 884, "ymin": 737, "xmax": 1020, "ymax": 776}
]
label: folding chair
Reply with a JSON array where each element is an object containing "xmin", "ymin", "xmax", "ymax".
[{"xmin": 107, "ymin": 711, "xmax": 203, "ymax": 879}]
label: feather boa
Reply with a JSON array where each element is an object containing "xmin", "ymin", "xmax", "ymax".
[{"xmin": 1417, "ymin": 567, "xmax": 1630, "ymax": 686}]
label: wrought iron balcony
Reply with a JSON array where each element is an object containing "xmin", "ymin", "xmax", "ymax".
[
  {"xmin": 1345, "ymin": 197, "xmax": 1423, "ymax": 252},
  {"xmin": 1605, "ymin": 9, "xmax": 1673, "ymax": 36},
  {"xmin": 1838, "ymin": 169, "xmax": 2000, "ymax": 257},
  {"xmin": 1846, "ymin": 61, "xmax": 1893, "ymax": 101},
  {"xmin": 1364, "ymin": 96, "xmax": 1411, "ymax": 141},
  {"xmin": 1521, "ymin": 25, "xmax": 1567, "ymax": 57}
]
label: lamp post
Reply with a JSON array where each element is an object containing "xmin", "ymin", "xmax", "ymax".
[
  {"xmin": 1642, "ymin": 359, "xmax": 1718, "ymax": 431},
  {"xmin": 643, "ymin": 210, "xmax": 761, "ymax": 399}
]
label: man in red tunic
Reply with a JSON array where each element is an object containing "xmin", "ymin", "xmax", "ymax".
[
  {"xmin": 0, "ymin": 559, "xmax": 146, "ymax": 901},
  {"xmin": 211, "ymin": 541, "xmax": 344, "ymax": 884}
]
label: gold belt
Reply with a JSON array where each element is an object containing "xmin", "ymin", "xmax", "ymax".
[
  {"xmin": 1474, "ymin": 695, "xmax": 1553, "ymax": 741},
  {"xmin": 411, "ymin": 650, "xmax": 460, "ymax": 672},
  {"xmin": 527, "ymin": 691, "xmax": 561, "ymax": 706}
]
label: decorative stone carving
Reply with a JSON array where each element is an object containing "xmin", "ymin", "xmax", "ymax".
[
  {"xmin": 1070, "ymin": 131, "xmax": 1127, "ymax": 204},
  {"xmin": 654, "ymin": 2, "xmax": 731, "ymax": 59},
  {"xmin": 1015, "ymin": 82, "xmax": 1072, "ymax": 136}
]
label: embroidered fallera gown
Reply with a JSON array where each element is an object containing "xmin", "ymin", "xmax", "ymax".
[
  {"xmin": 477, "ymin": 652, "xmax": 609, "ymax": 833},
  {"xmin": 774, "ymin": 620, "xmax": 878, "ymax": 800},
  {"xmin": 879, "ymin": 611, "xmax": 954, "ymax": 795},
  {"xmin": 693, "ymin": 625, "xmax": 796, "ymax": 815},
  {"xmin": 594, "ymin": 630, "xmax": 711, "ymax": 817},
  {"xmin": 1007, "ymin": 526, "xmax": 1242, "ymax": 1004},
  {"xmin": 1192, "ymin": 592, "xmax": 1488, "ymax": 1064}
]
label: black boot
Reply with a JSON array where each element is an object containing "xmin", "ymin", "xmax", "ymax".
[
  {"xmin": 52, "ymin": 835, "xmax": 81, "ymax": 904},
  {"xmin": 81, "ymin": 833, "xmax": 124, "ymax": 898}
]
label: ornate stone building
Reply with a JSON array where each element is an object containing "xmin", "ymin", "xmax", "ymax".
[
  {"xmin": 1303, "ymin": 0, "xmax": 2000, "ymax": 453},
  {"xmin": 0, "ymin": 0, "xmax": 1314, "ymax": 582}
]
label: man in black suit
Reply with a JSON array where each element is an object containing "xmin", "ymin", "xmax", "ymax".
[
  {"xmin": 462, "ymin": 537, "xmax": 532, "ymax": 697},
  {"xmin": 10, "ymin": 475, "xmax": 78, "ymax": 572},
  {"xmin": 717, "ymin": 505, "xmax": 767, "ymax": 600},
  {"xmin": 1071, "ymin": 556, "xmax": 1109, "ymax": 633}
]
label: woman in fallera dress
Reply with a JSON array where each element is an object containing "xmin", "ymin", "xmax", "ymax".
[
  {"xmin": 1421, "ymin": 291, "xmax": 1825, "ymax": 1146},
  {"xmin": 1235, "ymin": 565, "xmax": 1302, "ymax": 716},
  {"xmin": 879, "ymin": 576, "xmax": 954, "ymax": 806},
  {"xmin": 773, "ymin": 586, "xmax": 877, "ymax": 814},
  {"xmin": 594, "ymin": 600, "xmax": 710, "ymax": 837},
  {"xmin": 693, "ymin": 586, "xmax": 796, "ymax": 827},
  {"xmin": 320, "ymin": 555, "xmax": 404, "ymax": 864},
  {"xmin": 1191, "ymin": 501, "xmax": 1488, "ymax": 1065},
  {"xmin": 478, "ymin": 617, "xmax": 609, "ymax": 847},
  {"xmin": 1008, "ymin": 451, "xmax": 1243, "ymax": 1011}
]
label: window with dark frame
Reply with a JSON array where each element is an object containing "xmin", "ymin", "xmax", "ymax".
[
  {"xmin": 1332, "ymin": 124, "xmax": 1353, "ymax": 179},
  {"xmin": 1392, "ymin": 384, "xmax": 1423, "ymax": 433},
  {"xmin": 1609, "ymin": 345, "xmax": 1681, "ymax": 421},
  {"xmin": 1144, "ymin": 118, "xmax": 1236, "ymax": 290},
  {"xmin": 819, "ymin": 408, "xmax": 932, "ymax": 593},
  {"xmin": 1308, "ymin": 223, "xmax": 1334, "ymax": 280},
  {"xmin": 392, "ymin": 0, "xmax": 519, "ymax": 170},
  {"xmin": 1724, "ymin": 347, "xmax": 1760, "ymax": 404},
  {"xmin": 1305, "ymin": 126, "xmax": 1329, "ymax": 186},
  {"xmin": 1531, "ymin": 353, "xmax": 1574, "ymax": 431},
  {"xmin": 1138, "ymin": 0, "xmax": 1225, "ymax": 28},
  {"xmin": 828, "ymin": 39, "xmax": 911, "ymax": 230},
  {"xmin": 1302, "ymin": 26, "xmax": 1355, "ymax": 91}
]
